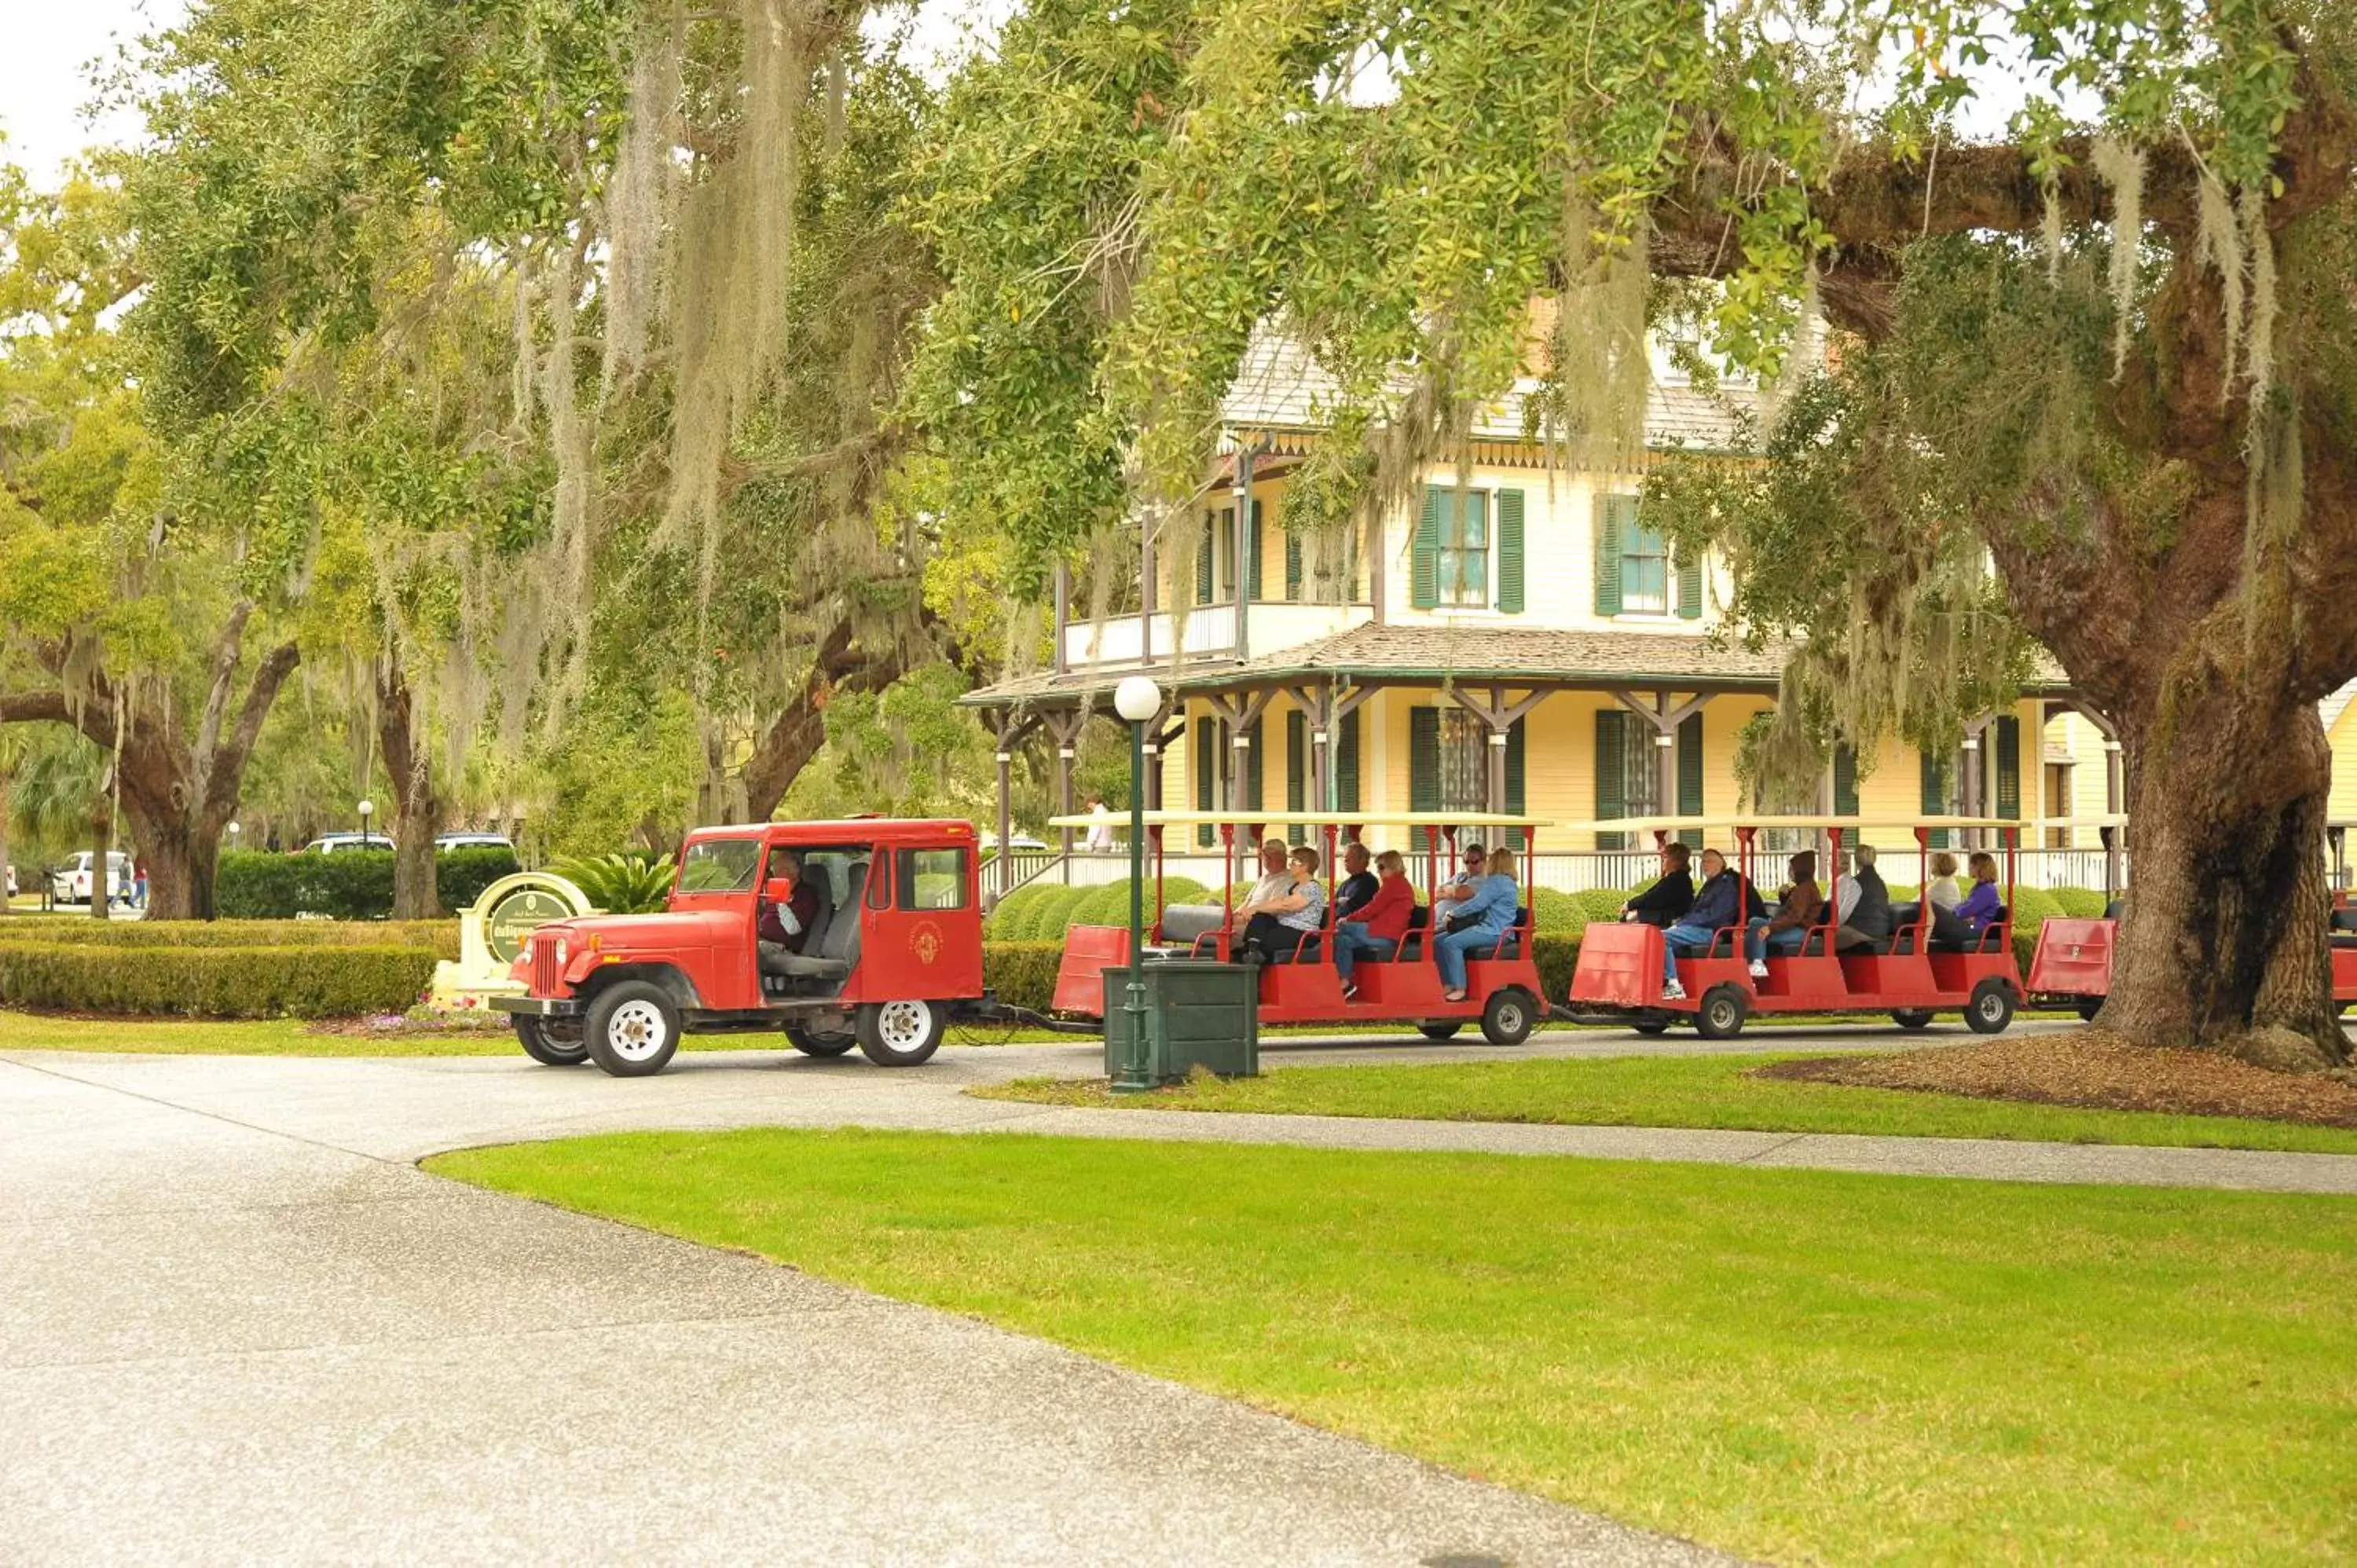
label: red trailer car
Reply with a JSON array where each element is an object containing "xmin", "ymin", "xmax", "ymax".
[
  {"xmin": 1564, "ymin": 815, "xmax": 2029, "ymax": 1039},
  {"xmin": 493, "ymin": 818, "xmax": 1005, "ymax": 1075},
  {"xmin": 1046, "ymin": 810, "xmax": 1556, "ymax": 1046}
]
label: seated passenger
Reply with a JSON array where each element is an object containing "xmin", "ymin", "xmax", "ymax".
[
  {"xmin": 1924, "ymin": 851, "xmax": 1963, "ymax": 909},
  {"xmin": 1953, "ymin": 852, "xmax": 2004, "ymax": 936},
  {"xmin": 1332, "ymin": 850, "xmax": 1414, "ymax": 996},
  {"xmin": 1239, "ymin": 846, "xmax": 1326, "ymax": 963},
  {"xmin": 757, "ymin": 852, "xmax": 823, "ymax": 965},
  {"xmin": 1744, "ymin": 852, "xmax": 1823, "ymax": 973},
  {"xmin": 1622, "ymin": 844, "xmax": 1695, "ymax": 928},
  {"xmin": 1833, "ymin": 844, "xmax": 1894, "ymax": 951},
  {"xmin": 1660, "ymin": 848, "xmax": 1740, "ymax": 1001},
  {"xmin": 1333, "ymin": 841, "xmax": 1380, "ymax": 922},
  {"xmin": 1433, "ymin": 847, "xmax": 1519, "ymax": 1002},
  {"xmin": 1432, "ymin": 844, "xmax": 1486, "ymax": 927}
]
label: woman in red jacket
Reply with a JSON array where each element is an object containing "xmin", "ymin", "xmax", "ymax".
[{"xmin": 1332, "ymin": 849, "xmax": 1415, "ymax": 997}]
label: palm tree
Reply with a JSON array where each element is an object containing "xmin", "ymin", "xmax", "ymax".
[{"xmin": 5, "ymin": 727, "xmax": 104, "ymax": 907}]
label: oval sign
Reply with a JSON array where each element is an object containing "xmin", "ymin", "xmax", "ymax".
[{"xmin": 475, "ymin": 872, "xmax": 596, "ymax": 966}]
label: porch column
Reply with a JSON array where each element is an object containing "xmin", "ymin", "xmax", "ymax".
[
  {"xmin": 988, "ymin": 712, "xmax": 1040, "ymax": 904},
  {"xmin": 2067, "ymin": 699, "xmax": 2126, "ymax": 891},
  {"xmin": 1201, "ymin": 688, "xmax": 1276, "ymax": 816},
  {"xmin": 1052, "ymin": 561, "xmax": 1070, "ymax": 676},
  {"xmin": 1041, "ymin": 709, "xmax": 1090, "ymax": 883},
  {"xmin": 1447, "ymin": 684, "xmax": 1552, "ymax": 815},
  {"xmin": 1959, "ymin": 714, "xmax": 1996, "ymax": 831},
  {"xmin": 1149, "ymin": 710, "xmax": 1183, "ymax": 811},
  {"xmin": 1611, "ymin": 691, "xmax": 1712, "ymax": 819},
  {"xmin": 1232, "ymin": 441, "xmax": 1263, "ymax": 663}
]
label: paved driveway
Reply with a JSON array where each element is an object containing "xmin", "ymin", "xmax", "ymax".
[{"xmin": 1, "ymin": 1042, "xmax": 1731, "ymax": 1567}]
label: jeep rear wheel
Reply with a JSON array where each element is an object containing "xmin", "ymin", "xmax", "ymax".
[
  {"xmin": 785, "ymin": 1022, "xmax": 857, "ymax": 1057},
  {"xmin": 585, "ymin": 981, "xmax": 682, "ymax": 1077},
  {"xmin": 856, "ymin": 998, "xmax": 945, "ymax": 1066},
  {"xmin": 515, "ymin": 1015, "xmax": 588, "ymax": 1067}
]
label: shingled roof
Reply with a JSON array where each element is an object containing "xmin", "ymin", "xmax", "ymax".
[{"xmin": 964, "ymin": 621, "xmax": 2076, "ymax": 709}]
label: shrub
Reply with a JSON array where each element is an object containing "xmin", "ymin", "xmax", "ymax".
[
  {"xmin": 0, "ymin": 918, "xmax": 459, "ymax": 961},
  {"xmin": 215, "ymin": 847, "xmax": 521, "ymax": 920},
  {"xmin": 1529, "ymin": 886, "xmax": 1586, "ymax": 937},
  {"xmin": 984, "ymin": 885, "xmax": 1047, "ymax": 940},
  {"xmin": 2049, "ymin": 886, "xmax": 2110, "ymax": 920},
  {"xmin": 1576, "ymin": 888, "xmax": 1633, "ymax": 924},
  {"xmin": 1025, "ymin": 885, "xmax": 1102, "ymax": 942},
  {"xmin": 548, "ymin": 852, "xmax": 673, "ymax": 914},
  {"xmin": 2007, "ymin": 885, "xmax": 2063, "ymax": 931},
  {"xmin": 1072, "ymin": 877, "xmax": 1211, "ymax": 928},
  {"xmin": 1531, "ymin": 934, "xmax": 1578, "ymax": 1002},
  {"xmin": 982, "ymin": 941, "xmax": 1064, "ymax": 1014},
  {"xmin": 0, "ymin": 943, "xmax": 439, "ymax": 1017}
]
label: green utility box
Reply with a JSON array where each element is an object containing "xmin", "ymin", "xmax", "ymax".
[{"xmin": 1102, "ymin": 961, "xmax": 1260, "ymax": 1083}]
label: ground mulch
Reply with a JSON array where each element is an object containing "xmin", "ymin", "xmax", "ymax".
[
  {"xmin": 306, "ymin": 1014, "xmax": 509, "ymax": 1039},
  {"xmin": 1757, "ymin": 1030, "xmax": 2357, "ymax": 1129}
]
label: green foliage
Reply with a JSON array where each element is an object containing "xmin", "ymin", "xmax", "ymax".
[
  {"xmin": 215, "ymin": 848, "xmax": 517, "ymax": 920},
  {"xmin": 2005, "ymin": 884, "xmax": 2064, "ymax": 931},
  {"xmin": 2050, "ymin": 887, "xmax": 2110, "ymax": 920},
  {"xmin": 1576, "ymin": 888, "xmax": 1635, "ymax": 925},
  {"xmin": 1073, "ymin": 877, "xmax": 1211, "ymax": 929},
  {"xmin": 0, "ymin": 942, "xmax": 438, "ymax": 1017},
  {"xmin": 0, "ymin": 917, "xmax": 458, "ymax": 961},
  {"xmin": 981, "ymin": 941, "xmax": 1065, "ymax": 1016},
  {"xmin": 1013, "ymin": 885, "xmax": 1098, "ymax": 943},
  {"xmin": 1529, "ymin": 887, "xmax": 1585, "ymax": 938},
  {"xmin": 548, "ymin": 852, "xmax": 674, "ymax": 915}
]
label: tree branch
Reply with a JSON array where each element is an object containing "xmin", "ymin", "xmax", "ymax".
[
  {"xmin": 189, "ymin": 599, "xmax": 256, "ymax": 799},
  {"xmin": 200, "ymin": 641, "xmax": 301, "ymax": 827}
]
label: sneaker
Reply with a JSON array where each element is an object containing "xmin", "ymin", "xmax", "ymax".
[
  {"xmin": 1747, "ymin": 960, "xmax": 1769, "ymax": 979},
  {"xmin": 1340, "ymin": 981, "xmax": 1359, "ymax": 1001},
  {"xmin": 1661, "ymin": 980, "xmax": 1686, "ymax": 1002}
]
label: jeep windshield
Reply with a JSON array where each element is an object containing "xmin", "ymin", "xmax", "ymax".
[{"xmin": 676, "ymin": 837, "xmax": 763, "ymax": 895}]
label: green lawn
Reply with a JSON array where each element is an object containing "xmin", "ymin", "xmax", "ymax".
[
  {"xmin": 978, "ymin": 1051, "xmax": 2357, "ymax": 1156},
  {"xmin": 432, "ymin": 1128, "xmax": 2357, "ymax": 1564}
]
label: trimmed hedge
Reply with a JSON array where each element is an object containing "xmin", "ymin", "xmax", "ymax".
[
  {"xmin": 215, "ymin": 847, "xmax": 521, "ymax": 921},
  {"xmin": 1574, "ymin": 888, "xmax": 1633, "ymax": 924},
  {"xmin": 0, "ymin": 943, "xmax": 439, "ymax": 1017},
  {"xmin": 2048, "ymin": 886, "xmax": 2110, "ymax": 920},
  {"xmin": 1529, "ymin": 886, "xmax": 1585, "ymax": 937},
  {"xmin": 0, "ymin": 917, "xmax": 460, "ymax": 961}
]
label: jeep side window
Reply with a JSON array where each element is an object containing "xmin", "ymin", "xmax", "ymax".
[
  {"xmin": 676, "ymin": 839, "xmax": 762, "ymax": 894},
  {"xmin": 898, "ymin": 848, "xmax": 968, "ymax": 910}
]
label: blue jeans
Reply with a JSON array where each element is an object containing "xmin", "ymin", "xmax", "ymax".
[
  {"xmin": 1332, "ymin": 923, "xmax": 1396, "ymax": 982},
  {"xmin": 1661, "ymin": 921, "xmax": 1716, "ymax": 984},
  {"xmin": 1435, "ymin": 926, "xmax": 1497, "ymax": 991},
  {"xmin": 1745, "ymin": 918, "xmax": 1806, "ymax": 962}
]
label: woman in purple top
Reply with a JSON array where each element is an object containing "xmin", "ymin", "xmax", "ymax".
[{"xmin": 1954, "ymin": 851, "xmax": 2004, "ymax": 935}]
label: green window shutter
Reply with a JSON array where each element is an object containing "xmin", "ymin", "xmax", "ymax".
[
  {"xmin": 1496, "ymin": 489, "xmax": 1526, "ymax": 614},
  {"xmin": 1834, "ymin": 744, "xmax": 1860, "ymax": 816},
  {"xmin": 1593, "ymin": 495, "xmax": 1625, "ymax": 617},
  {"xmin": 1285, "ymin": 710, "xmax": 1306, "ymax": 812},
  {"xmin": 1409, "ymin": 709, "xmax": 1440, "ymax": 812},
  {"xmin": 1285, "ymin": 530, "xmax": 1303, "ymax": 601},
  {"xmin": 1194, "ymin": 717, "xmax": 1216, "ymax": 846},
  {"xmin": 1677, "ymin": 713, "xmax": 1703, "ymax": 820},
  {"xmin": 1921, "ymin": 748, "xmax": 1950, "ymax": 848},
  {"xmin": 1245, "ymin": 717, "xmax": 1264, "ymax": 811},
  {"xmin": 1995, "ymin": 716, "xmax": 2022, "ymax": 819},
  {"xmin": 1336, "ymin": 708, "xmax": 1362, "ymax": 813},
  {"xmin": 1595, "ymin": 709, "xmax": 1626, "ymax": 851},
  {"xmin": 1195, "ymin": 511, "xmax": 1214, "ymax": 606},
  {"xmin": 1505, "ymin": 719, "xmax": 1527, "ymax": 849},
  {"xmin": 1677, "ymin": 552, "xmax": 1703, "ymax": 620},
  {"xmin": 1412, "ymin": 488, "xmax": 1442, "ymax": 610},
  {"xmin": 1245, "ymin": 500, "xmax": 1263, "ymax": 600}
]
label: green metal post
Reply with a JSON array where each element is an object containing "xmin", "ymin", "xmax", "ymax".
[{"xmin": 1112, "ymin": 716, "xmax": 1153, "ymax": 1094}]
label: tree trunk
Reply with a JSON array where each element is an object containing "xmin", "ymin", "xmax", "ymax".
[
  {"xmin": 378, "ymin": 660, "xmax": 442, "ymax": 920},
  {"xmin": 2095, "ymin": 694, "xmax": 2348, "ymax": 1071},
  {"xmin": 739, "ymin": 619, "xmax": 909, "ymax": 822},
  {"xmin": 89, "ymin": 794, "xmax": 113, "ymax": 922},
  {"xmin": 128, "ymin": 809, "xmax": 218, "ymax": 923},
  {"xmin": 0, "ymin": 766, "xmax": 13, "ymax": 916}
]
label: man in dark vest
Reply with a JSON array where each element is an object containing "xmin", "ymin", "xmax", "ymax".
[{"xmin": 1834, "ymin": 843, "xmax": 1894, "ymax": 951}]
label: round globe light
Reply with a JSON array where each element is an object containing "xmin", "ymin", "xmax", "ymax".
[
  {"xmin": 357, "ymin": 798, "xmax": 376, "ymax": 819},
  {"xmin": 1113, "ymin": 674, "xmax": 1163, "ymax": 725}
]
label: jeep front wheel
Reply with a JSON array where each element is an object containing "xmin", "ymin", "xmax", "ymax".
[
  {"xmin": 585, "ymin": 981, "xmax": 683, "ymax": 1077},
  {"xmin": 856, "ymin": 998, "xmax": 946, "ymax": 1066},
  {"xmin": 515, "ymin": 1015, "xmax": 588, "ymax": 1067}
]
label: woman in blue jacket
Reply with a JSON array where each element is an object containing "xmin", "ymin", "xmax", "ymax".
[{"xmin": 1435, "ymin": 847, "xmax": 1521, "ymax": 1001}]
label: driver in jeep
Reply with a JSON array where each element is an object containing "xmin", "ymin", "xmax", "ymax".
[{"xmin": 758, "ymin": 852, "xmax": 823, "ymax": 969}]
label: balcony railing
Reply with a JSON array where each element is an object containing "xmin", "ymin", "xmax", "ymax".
[{"xmin": 1058, "ymin": 601, "xmax": 1373, "ymax": 672}]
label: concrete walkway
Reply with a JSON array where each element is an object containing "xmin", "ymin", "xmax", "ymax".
[{"xmin": 0, "ymin": 1043, "xmax": 1734, "ymax": 1567}]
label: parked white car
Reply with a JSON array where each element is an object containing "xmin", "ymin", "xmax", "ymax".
[
  {"xmin": 51, "ymin": 851, "xmax": 130, "ymax": 905},
  {"xmin": 303, "ymin": 833, "xmax": 397, "ymax": 854},
  {"xmin": 434, "ymin": 832, "xmax": 515, "ymax": 852}
]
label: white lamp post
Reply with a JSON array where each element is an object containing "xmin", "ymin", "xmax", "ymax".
[
  {"xmin": 1112, "ymin": 675, "xmax": 1163, "ymax": 1094},
  {"xmin": 357, "ymin": 798, "xmax": 375, "ymax": 844}
]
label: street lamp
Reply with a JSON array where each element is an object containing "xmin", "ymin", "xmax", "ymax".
[
  {"xmin": 1111, "ymin": 674, "xmax": 1162, "ymax": 1094},
  {"xmin": 227, "ymin": 822, "xmax": 241, "ymax": 852},
  {"xmin": 357, "ymin": 798, "xmax": 375, "ymax": 844}
]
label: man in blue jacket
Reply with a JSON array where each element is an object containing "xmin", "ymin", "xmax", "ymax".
[{"xmin": 1659, "ymin": 848, "xmax": 1741, "ymax": 1001}]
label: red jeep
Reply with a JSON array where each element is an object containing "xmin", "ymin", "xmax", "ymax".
[{"xmin": 493, "ymin": 819, "xmax": 989, "ymax": 1075}]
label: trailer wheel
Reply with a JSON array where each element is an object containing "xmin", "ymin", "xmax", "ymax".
[
  {"xmin": 857, "ymin": 998, "xmax": 946, "ymax": 1066},
  {"xmin": 785, "ymin": 1023, "xmax": 857, "ymax": 1057},
  {"xmin": 584, "ymin": 981, "xmax": 682, "ymax": 1077},
  {"xmin": 1890, "ymin": 1009, "xmax": 1935, "ymax": 1031},
  {"xmin": 1693, "ymin": 984, "xmax": 1750, "ymax": 1042},
  {"xmin": 1479, "ymin": 988, "xmax": 1538, "ymax": 1046},
  {"xmin": 1966, "ymin": 977, "xmax": 2018, "ymax": 1035},
  {"xmin": 514, "ymin": 1015, "xmax": 588, "ymax": 1067},
  {"xmin": 2076, "ymin": 999, "xmax": 2103, "ymax": 1022},
  {"xmin": 1633, "ymin": 1018, "xmax": 1673, "ymax": 1036},
  {"xmin": 1415, "ymin": 1021, "xmax": 1464, "ymax": 1041}
]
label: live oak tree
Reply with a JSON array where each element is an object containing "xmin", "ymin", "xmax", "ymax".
[{"xmin": 920, "ymin": 0, "xmax": 2357, "ymax": 1070}]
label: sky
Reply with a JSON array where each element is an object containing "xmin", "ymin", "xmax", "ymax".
[{"xmin": 0, "ymin": 1, "xmax": 185, "ymax": 185}]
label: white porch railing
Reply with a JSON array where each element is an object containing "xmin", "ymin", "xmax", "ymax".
[{"xmin": 1057, "ymin": 601, "xmax": 1373, "ymax": 672}]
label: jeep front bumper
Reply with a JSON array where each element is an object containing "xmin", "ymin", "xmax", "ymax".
[{"xmin": 490, "ymin": 995, "xmax": 586, "ymax": 1019}]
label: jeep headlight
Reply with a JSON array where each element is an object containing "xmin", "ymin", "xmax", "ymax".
[{"xmin": 554, "ymin": 938, "xmax": 570, "ymax": 966}]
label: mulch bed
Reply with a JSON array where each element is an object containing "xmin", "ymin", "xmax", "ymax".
[
  {"xmin": 1757, "ymin": 1030, "xmax": 2357, "ymax": 1129},
  {"xmin": 306, "ymin": 1013, "xmax": 509, "ymax": 1039}
]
